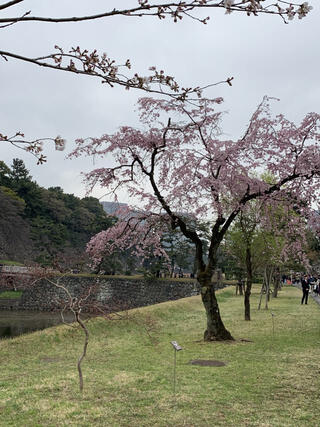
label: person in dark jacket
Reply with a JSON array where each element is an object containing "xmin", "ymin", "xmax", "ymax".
[{"xmin": 301, "ymin": 276, "xmax": 310, "ymax": 305}]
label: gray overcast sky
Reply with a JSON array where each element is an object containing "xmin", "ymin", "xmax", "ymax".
[{"xmin": 1, "ymin": 1, "xmax": 319, "ymax": 201}]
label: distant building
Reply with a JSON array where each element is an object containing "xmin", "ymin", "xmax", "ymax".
[{"xmin": 100, "ymin": 201, "xmax": 128, "ymax": 216}]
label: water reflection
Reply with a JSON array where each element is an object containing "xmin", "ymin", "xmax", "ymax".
[{"xmin": 0, "ymin": 310, "xmax": 76, "ymax": 339}]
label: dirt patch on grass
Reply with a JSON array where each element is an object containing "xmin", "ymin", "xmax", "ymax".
[{"xmin": 189, "ymin": 359, "xmax": 227, "ymax": 367}]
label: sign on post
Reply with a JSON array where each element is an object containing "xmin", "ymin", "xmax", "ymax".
[
  {"xmin": 171, "ymin": 340, "xmax": 182, "ymax": 351},
  {"xmin": 171, "ymin": 341, "xmax": 182, "ymax": 395}
]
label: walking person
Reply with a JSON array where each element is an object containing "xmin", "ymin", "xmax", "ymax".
[
  {"xmin": 301, "ymin": 276, "xmax": 310, "ymax": 305},
  {"xmin": 315, "ymin": 277, "xmax": 320, "ymax": 295}
]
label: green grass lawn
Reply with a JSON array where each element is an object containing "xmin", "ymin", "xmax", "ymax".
[
  {"xmin": 0, "ymin": 260, "xmax": 23, "ymax": 266},
  {"xmin": 0, "ymin": 291, "xmax": 22, "ymax": 299},
  {"xmin": 0, "ymin": 285, "xmax": 319, "ymax": 426}
]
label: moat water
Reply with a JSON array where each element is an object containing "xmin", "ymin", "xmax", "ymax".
[{"xmin": 0, "ymin": 310, "xmax": 76, "ymax": 339}]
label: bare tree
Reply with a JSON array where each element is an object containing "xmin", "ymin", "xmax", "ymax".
[{"xmin": 45, "ymin": 276, "xmax": 93, "ymax": 392}]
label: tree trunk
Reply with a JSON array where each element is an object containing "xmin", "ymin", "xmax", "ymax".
[
  {"xmin": 236, "ymin": 280, "xmax": 244, "ymax": 296},
  {"xmin": 244, "ymin": 246, "xmax": 253, "ymax": 321},
  {"xmin": 198, "ymin": 272, "xmax": 234, "ymax": 341},
  {"xmin": 76, "ymin": 311, "xmax": 89, "ymax": 393},
  {"xmin": 273, "ymin": 279, "xmax": 279, "ymax": 298},
  {"xmin": 239, "ymin": 281, "xmax": 244, "ymax": 295},
  {"xmin": 264, "ymin": 266, "xmax": 274, "ymax": 309},
  {"xmin": 258, "ymin": 281, "xmax": 264, "ymax": 310},
  {"xmin": 259, "ymin": 266, "xmax": 272, "ymax": 310},
  {"xmin": 273, "ymin": 268, "xmax": 280, "ymax": 298},
  {"xmin": 265, "ymin": 279, "xmax": 269, "ymax": 309}
]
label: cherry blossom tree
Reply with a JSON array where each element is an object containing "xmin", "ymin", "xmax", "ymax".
[
  {"xmin": 70, "ymin": 95, "xmax": 320, "ymax": 341},
  {"xmin": 0, "ymin": 0, "xmax": 313, "ymax": 162}
]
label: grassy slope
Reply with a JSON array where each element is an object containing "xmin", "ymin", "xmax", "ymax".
[{"xmin": 0, "ymin": 285, "xmax": 319, "ymax": 426}]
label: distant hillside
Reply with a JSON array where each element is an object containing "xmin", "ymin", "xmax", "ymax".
[
  {"xmin": 0, "ymin": 188, "xmax": 34, "ymax": 261},
  {"xmin": 0, "ymin": 159, "xmax": 114, "ymax": 268}
]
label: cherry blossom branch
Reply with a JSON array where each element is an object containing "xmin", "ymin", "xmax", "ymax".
[
  {"xmin": 0, "ymin": 1, "xmax": 313, "ymax": 25},
  {"xmin": 0, "ymin": 132, "xmax": 66, "ymax": 164},
  {"xmin": 0, "ymin": 1, "xmax": 311, "ymax": 100},
  {"xmin": 0, "ymin": 47, "xmax": 233, "ymax": 101},
  {"xmin": 0, "ymin": 1, "xmax": 314, "ymax": 162}
]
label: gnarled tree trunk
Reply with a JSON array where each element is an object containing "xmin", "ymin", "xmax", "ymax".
[{"xmin": 198, "ymin": 272, "xmax": 234, "ymax": 341}]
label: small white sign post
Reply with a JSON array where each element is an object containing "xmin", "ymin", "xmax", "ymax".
[{"xmin": 171, "ymin": 341, "xmax": 182, "ymax": 394}]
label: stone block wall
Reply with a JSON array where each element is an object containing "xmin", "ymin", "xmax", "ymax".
[{"xmin": 18, "ymin": 276, "xmax": 201, "ymax": 312}]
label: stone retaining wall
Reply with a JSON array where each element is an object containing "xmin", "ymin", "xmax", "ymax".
[
  {"xmin": 0, "ymin": 298, "xmax": 20, "ymax": 310},
  {"xmin": 17, "ymin": 276, "xmax": 201, "ymax": 312},
  {"xmin": 0, "ymin": 275, "xmax": 231, "ymax": 312}
]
